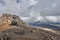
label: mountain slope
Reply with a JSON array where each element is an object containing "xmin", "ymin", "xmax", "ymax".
[{"xmin": 0, "ymin": 14, "xmax": 59, "ymax": 40}]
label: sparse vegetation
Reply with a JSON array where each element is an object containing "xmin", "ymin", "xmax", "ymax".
[{"xmin": 0, "ymin": 14, "xmax": 59, "ymax": 40}]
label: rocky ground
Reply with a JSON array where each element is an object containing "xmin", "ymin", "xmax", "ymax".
[{"xmin": 0, "ymin": 13, "xmax": 59, "ymax": 40}]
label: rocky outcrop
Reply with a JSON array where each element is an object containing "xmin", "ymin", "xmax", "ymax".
[
  {"xmin": 0, "ymin": 13, "xmax": 59, "ymax": 40},
  {"xmin": 1, "ymin": 13, "xmax": 29, "ymax": 27}
]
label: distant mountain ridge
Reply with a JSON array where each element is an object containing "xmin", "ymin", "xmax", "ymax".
[{"xmin": 29, "ymin": 19, "xmax": 60, "ymax": 30}]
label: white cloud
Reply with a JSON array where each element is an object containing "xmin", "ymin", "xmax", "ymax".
[
  {"xmin": 52, "ymin": 3, "xmax": 56, "ymax": 7},
  {"xmin": 36, "ymin": 16, "xmax": 44, "ymax": 21},
  {"xmin": 45, "ymin": 7, "xmax": 49, "ymax": 10},
  {"xmin": 29, "ymin": 0, "xmax": 38, "ymax": 6},
  {"xmin": 46, "ymin": 16, "xmax": 58, "ymax": 22}
]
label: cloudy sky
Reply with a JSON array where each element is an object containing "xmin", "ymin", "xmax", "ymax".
[
  {"xmin": 0, "ymin": 0, "xmax": 60, "ymax": 16},
  {"xmin": 0, "ymin": 0, "xmax": 60, "ymax": 22}
]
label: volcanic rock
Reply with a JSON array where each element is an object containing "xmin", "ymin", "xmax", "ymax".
[{"xmin": 0, "ymin": 13, "xmax": 59, "ymax": 40}]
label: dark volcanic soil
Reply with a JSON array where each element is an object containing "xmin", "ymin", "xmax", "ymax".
[{"xmin": 0, "ymin": 14, "xmax": 60, "ymax": 40}]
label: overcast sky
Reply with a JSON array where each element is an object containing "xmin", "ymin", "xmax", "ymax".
[{"xmin": 0, "ymin": 0, "xmax": 60, "ymax": 16}]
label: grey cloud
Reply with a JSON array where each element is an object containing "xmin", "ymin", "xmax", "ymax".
[
  {"xmin": 35, "ymin": 0, "xmax": 60, "ymax": 16},
  {"xmin": 0, "ymin": 0, "xmax": 60, "ymax": 16}
]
